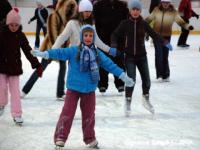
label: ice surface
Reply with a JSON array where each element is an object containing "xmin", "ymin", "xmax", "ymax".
[{"xmin": 0, "ymin": 35, "xmax": 200, "ymax": 150}]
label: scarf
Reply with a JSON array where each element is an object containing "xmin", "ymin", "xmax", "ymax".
[{"xmin": 80, "ymin": 44, "xmax": 99, "ymax": 83}]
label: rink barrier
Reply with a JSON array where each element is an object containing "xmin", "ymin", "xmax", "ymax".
[{"xmin": 24, "ymin": 30, "xmax": 200, "ymax": 36}]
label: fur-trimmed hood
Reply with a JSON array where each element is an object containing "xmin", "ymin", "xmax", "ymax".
[
  {"xmin": 40, "ymin": 0, "xmax": 77, "ymax": 51},
  {"xmin": 56, "ymin": 0, "xmax": 77, "ymax": 24}
]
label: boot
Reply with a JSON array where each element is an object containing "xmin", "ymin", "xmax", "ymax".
[
  {"xmin": 87, "ymin": 139, "xmax": 99, "ymax": 149},
  {"xmin": 124, "ymin": 97, "xmax": 132, "ymax": 117},
  {"xmin": 0, "ymin": 106, "xmax": 5, "ymax": 116},
  {"xmin": 13, "ymin": 116, "xmax": 23, "ymax": 125},
  {"xmin": 142, "ymin": 94, "xmax": 155, "ymax": 114}
]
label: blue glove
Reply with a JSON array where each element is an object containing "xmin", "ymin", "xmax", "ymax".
[
  {"xmin": 165, "ymin": 43, "xmax": 173, "ymax": 51},
  {"xmin": 119, "ymin": 72, "xmax": 134, "ymax": 87},
  {"xmin": 31, "ymin": 50, "xmax": 49, "ymax": 59},
  {"xmin": 108, "ymin": 48, "xmax": 117, "ymax": 57}
]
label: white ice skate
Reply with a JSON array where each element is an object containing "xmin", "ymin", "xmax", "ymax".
[
  {"xmin": 124, "ymin": 98, "xmax": 131, "ymax": 117},
  {"xmin": 20, "ymin": 91, "xmax": 27, "ymax": 99},
  {"xmin": 0, "ymin": 106, "xmax": 5, "ymax": 116},
  {"xmin": 162, "ymin": 77, "xmax": 170, "ymax": 82},
  {"xmin": 157, "ymin": 77, "xmax": 163, "ymax": 83},
  {"xmin": 13, "ymin": 116, "xmax": 23, "ymax": 126},
  {"xmin": 55, "ymin": 140, "xmax": 65, "ymax": 150},
  {"xmin": 56, "ymin": 95, "xmax": 65, "ymax": 101},
  {"xmin": 142, "ymin": 94, "xmax": 155, "ymax": 114},
  {"xmin": 87, "ymin": 139, "xmax": 99, "ymax": 149}
]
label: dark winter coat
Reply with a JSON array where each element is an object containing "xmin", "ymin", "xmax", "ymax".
[
  {"xmin": 111, "ymin": 16, "xmax": 162, "ymax": 59},
  {"xmin": 29, "ymin": 7, "xmax": 48, "ymax": 26},
  {"xmin": 149, "ymin": 0, "xmax": 160, "ymax": 13},
  {"xmin": 93, "ymin": 0, "xmax": 129, "ymax": 49},
  {"xmin": 0, "ymin": 0, "xmax": 12, "ymax": 23},
  {"xmin": 178, "ymin": 0, "xmax": 198, "ymax": 19},
  {"xmin": 0, "ymin": 25, "xmax": 40, "ymax": 75}
]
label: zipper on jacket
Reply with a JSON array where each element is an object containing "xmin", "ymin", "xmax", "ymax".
[
  {"xmin": 134, "ymin": 20, "xmax": 136, "ymax": 56},
  {"xmin": 159, "ymin": 11, "xmax": 165, "ymax": 35},
  {"xmin": 125, "ymin": 36, "xmax": 127, "ymax": 48}
]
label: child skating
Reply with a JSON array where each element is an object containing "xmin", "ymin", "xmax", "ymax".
[
  {"xmin": 0, "ymin": 8, "xmax": 43, "ymax": 125},
  {"xmin": 31, "ymin": 25, "xmax": 134, "ymax": 149},
  {"xmin": 111, "ymin": 0, "xmax": 172, "ymax": 116}
]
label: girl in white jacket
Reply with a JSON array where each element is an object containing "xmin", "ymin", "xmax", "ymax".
[{"xmin": 52, "ymin": 0, "xmax": 117, "ymax": 56}]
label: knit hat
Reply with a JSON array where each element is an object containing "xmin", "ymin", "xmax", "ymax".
[
  {"xmin": 80, "ymin": 24, "xmax": 95, "ymax": 43},
  {"xmin": 78, "ymin": 0, "xmax": 93, "ymax": 12},
  {"xmin": 128, "ymin": 0, "xmax": 142, "ymax": 10},
  {"xmin": 161, "ymin": 0, "xmax": 171, "ymax": 2},
  {"xmin": 36, "ymin": 0, "xmax": 42, "ymax": 4},
  {"xmin": 6, "ymin": 7, "xmax": 21, "ymax": 25}
]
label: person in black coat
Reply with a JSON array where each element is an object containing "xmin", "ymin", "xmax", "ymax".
[
  {"xmin": 93, "ymin": 0, "xmax": 129, "ymax": 94},
  {"xmin": 149, "ymin": 0, "xmax": 160, "ymax": 13},
  {"xmin": 0, "ymin": 0, "xmax": 12, "ymax": 24},
  {"xmin": 28, "ymin": 0, "xmax": 48, "ymax": 49},
  {"xmin": 0, "ymin": 8, "xmax": 43, "ymax": 124}
]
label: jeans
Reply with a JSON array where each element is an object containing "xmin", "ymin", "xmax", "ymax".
[
  {"xmin": 125, "ymin": 56, "xmax": 151, "ymax": 97},
  {"xmin": 154, "ymin": 36, "xmax": 171, "ymax": 79},
  {"xmin": 177, "ymin": 17, "xmax": 189, "ymax": 45},
  {"xmin": 22, "ymin": 58, "xmax": 66, "ymax": 97},
  {"xmin": 35, "ymin": 23, "xmax": 47, "ymax": 48}
]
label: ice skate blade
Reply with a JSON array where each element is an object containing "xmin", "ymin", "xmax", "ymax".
[
  {"xmin": 143, "ymin": 105, "xmax": 155, "ymax": 115},
  {"xmin": 87, "ymin": 140, "xmax": 99, "ymax": 149},
  {"xmin": 15, "ymin": 122, "xmax": 23, "ymax": 126},
  {"xmin": 55, "ymin": 146, "xmax": 64, "ymax": 150},
  {"xmin": 125, "ymin": 110, "xmax": 131, "ymax": 117}
]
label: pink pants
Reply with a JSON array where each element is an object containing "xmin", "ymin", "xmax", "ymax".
[
  {"xmin": 54, "ymin": 89, "xmax": 96, "ymax": 144},
  {"xmin": 0, "ymin": 74, "xmax": 22, "ymax": 117}
]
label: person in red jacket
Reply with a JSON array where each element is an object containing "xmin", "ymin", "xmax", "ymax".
[
  {"xmin": 177, "ymin": 0, "xmax": 199, "ymax": 48},
  {"xmin": 0, "ymin": 8, "xmax": 43, "ymax": 125}
]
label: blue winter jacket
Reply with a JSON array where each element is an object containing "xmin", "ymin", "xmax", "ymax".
[{"xmin": 47, "ymin": 45, "xmax": 124, "ymax": 93}]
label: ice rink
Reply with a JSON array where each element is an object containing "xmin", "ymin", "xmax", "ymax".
[{"xmin": 0, "ymin": 35, "xmax": 200, "ymax": 150}]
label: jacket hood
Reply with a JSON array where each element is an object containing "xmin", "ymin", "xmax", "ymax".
[
  {"xmin": 80, "ymin": 24, "xmax": 95, "ymax": 43},
  {"xmin": 158, "ymin": 3, "xmax": 175, "ymax": 12},
  {"xmin": 56, "ymin": 0, "xmax": 77, "ymax": 23}
]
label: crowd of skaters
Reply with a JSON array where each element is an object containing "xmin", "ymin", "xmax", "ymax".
[{"xmin": 0, "ymin": 0, "xmax": 199, "ymax": 149}]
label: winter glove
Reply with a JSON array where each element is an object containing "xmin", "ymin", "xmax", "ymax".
[
  {"xmin": 188, "ymin": 26, "xmax": 194, "ymax": 30},
  {"xmin": 119, "ymin": 72, "xmax": 134, "ymax": 87},
  {"xmin": 108, "ymin": 48, "xmax": 117, "ymax": 57},
  {"xmin": 43, "ymin": 23, "xmax": 47, "ymax": 27},
  {"xmin": 195, "ymin": 14, "xmax": 199, "ymax": 19},
  {"xmin": 31, "ymin": 50, "xmax": 49, "ymax": 59},
  {"xmin": 36, "ymin": 65, "xmax": 43, "ymax": 77},
  {"xmin": 145, "ymin": 34, "xmax": 149, "ymax": 41},
  {"xmin": 165, "ymin": 43, "xmax": 173, "ymax": 51}
]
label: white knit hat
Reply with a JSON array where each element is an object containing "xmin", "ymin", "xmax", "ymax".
[
  {"xmin": 36, "ymin": 0, "xmax": 43, "ymax": 5},
  {"xmin": 78, "ymin": 0, "xmax": 93, "ymax": 12},
  {"xmin": 161, "ymin": 0, "xmax": 171, "ymax": 2}
]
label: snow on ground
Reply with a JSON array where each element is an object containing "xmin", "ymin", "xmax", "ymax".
[{"xmin": 0, "ymin": 35, "xmax": 200, "ymax": 150}]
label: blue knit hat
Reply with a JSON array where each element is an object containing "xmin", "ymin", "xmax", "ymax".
[
  {"xmin": 128, "ymin": 0, "xmax": 142, "ymax": 10},
  {"xmin": 80, "ymin": 25, "xmax": 95, "ymax": 43}
]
